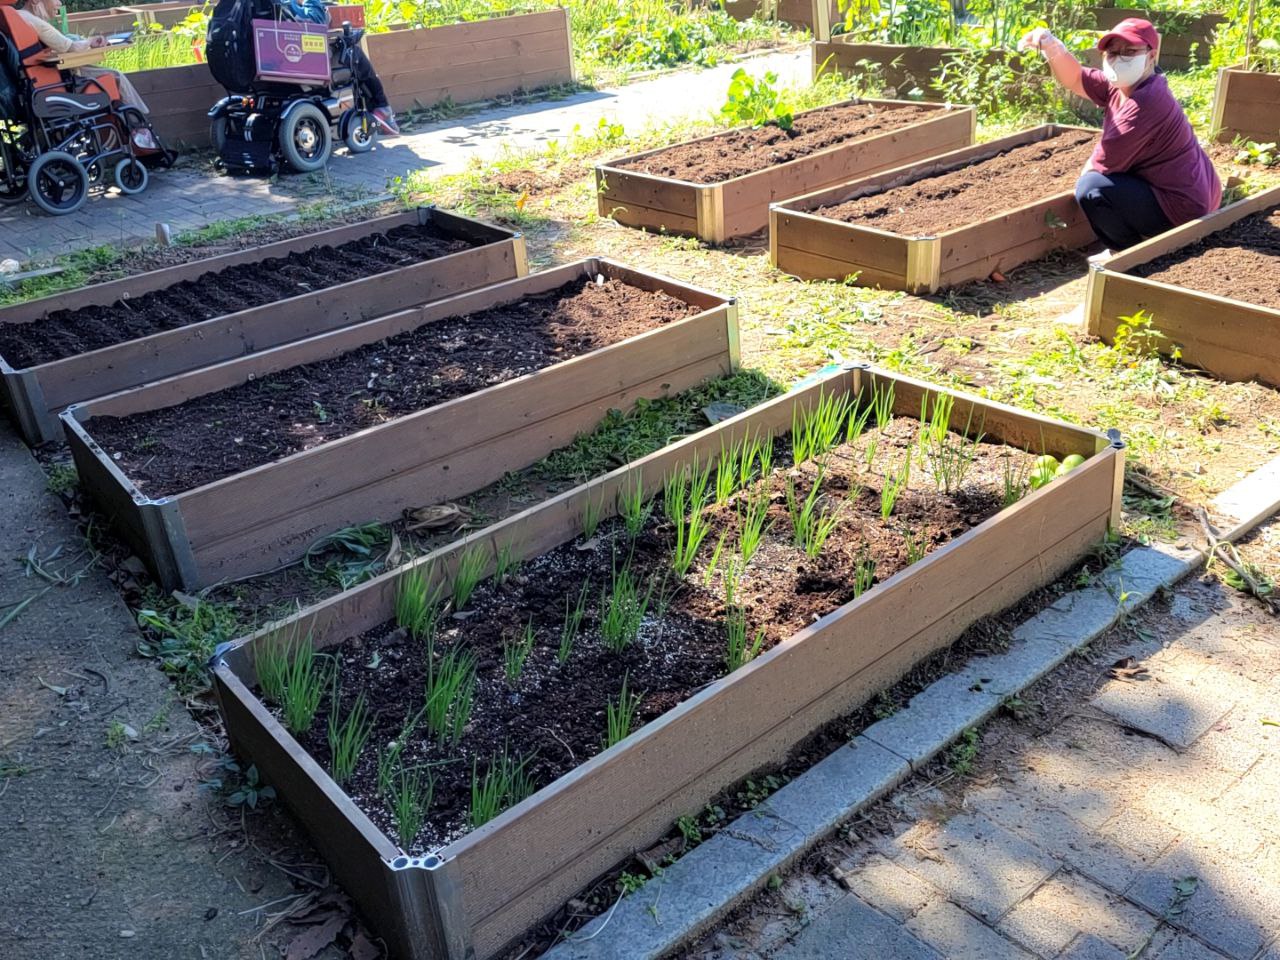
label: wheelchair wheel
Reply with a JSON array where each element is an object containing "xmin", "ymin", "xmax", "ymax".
[
  {"xmin": 210, "ymin": 117, "xmax": 228, "ymax": 154},
  {"xmin": 279, "ymin": 103, "xmax": 331, "ymax": 173},
  {"xmin": 114, "ymin": 157, "xmax": 149, "ymax": 195},
  {"xmin": 28, "ymin": 151, "xmax": 89, "ymax": 216},
  {"xmin": 342, "ymin": 110, "xmax": 376, "ymax": 155},
  {"xmin": 0, "ymin": 146, "xmax": 28, "ymax": 206}
]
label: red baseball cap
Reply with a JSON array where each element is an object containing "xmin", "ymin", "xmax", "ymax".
[{"xmin": 1097, "ymin": 17, "xmax": 1161, "ymax": 51}]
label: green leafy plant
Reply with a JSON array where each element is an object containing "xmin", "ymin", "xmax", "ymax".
[
  {"xmin": 390, "ymin": 766, "xmax": 434, "ymax": 849},
  {"xmin": 786, "ymin": 473, "xmax": 841, "ymax": 557},
  {"xmin": 845, "ymin": 389, "xmax": 872, "ymax": 446},
  {"xmin": 423, "ymin": 644, "xmax": 476, "ymax": 745},
  {"xmin": 582, "ymin": 494, "xmax": 605, "ymax": 540},
  {"xmin": 503, "ymin": 620, "xmax": 536, "ymax": 686},
  {"xmin": 871, "ymin": 382, "xmax": 896, "ymax": 432},
  {"xmin": 665, "ymin": 461, "xmax": 713, "ymax": 577},
  {"xmin": 791, "ymin": 390, "xmax": 852, "ymax": 466},
  {"xmin": 919, "ymin": 393, "xmax": 985, "ymax": 495},
  {"xmin": 376, "ymin": 709, "xmax": 424, "ymax": 797},
  {"xmin": 327, "ymin": 685, "xmax": 373, "ymax": 786},
  {"xmin": 618, "ymin": 474, "xmax": 652, "ymax": 540},
  {"xmin": 559, "ymin": 580, "xmax": 591, "ymax": 664},
  {"xmin": 724, "ymin": 600, "xmax": 765, "ymax": 673},
  {"xmin": 452, "ymin": 545, "xmax": 488, "ymax": 612},
  {"xmin": 737, "ymin": 485, "xmax": 773, "ymax": 565},
  {"xmin": 903, "ymin": 526, "xmax": 927, "ymax": 566},
  {"xmin": 879, "ymin": 453, "xmax": 911, "ymax": 520},
  {"xmin": 470, "ymin": 745, "xmax": 536, "ymax": 828},
  {"xmin": 715, "ymin": 440, "xmax": 743, "ymax": 504},
  {"xmin": 494, "ymin": 543, "xmax": 522, "ymax": 584},
  {"xmin": 853, "ymin": 551, "xmax": 877, "ymax": 598},
  {"xmin": 395, "ymin": 568, "xmax": 444, "ymax": 642},
  {"xmin": 703, "ymin": 528, "xmax": 731, "ymax": 586},
  {"xmin": 1000, "ymin": 449, "xmax": 1031, "ymax": 506},
  {"xmin": 720, "ymin": 67, "xmax": 793, "ymax": 130},
  {"xmin": 603, "ymin": 675, "xmax": 642, "ymax": 748},
  {"xmin": 599, "ymin": 563, "xmax": 653, "ymax": 653},
  {"xmin": 303, "ymin": 523, "xmax": 393, "ymax": 589},
  {"xmin": 257, "ymin": 637, "xmax": 329, "ymax": 734}
]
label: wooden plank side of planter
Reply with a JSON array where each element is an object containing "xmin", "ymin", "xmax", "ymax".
[
  {"xmin": 2, "ymin": 210, "xmax": 522, "ymax": 445},
  {"xmin": 770, "ymin": 208, "xmax": 913, "ymax": 287},
  {"xmin": 1090, "ymin": 8, "xmax": 1225, "ymax": 69},
  {"xmin": 598, "ymin": 101, "xmax": 974, "ymax": 243},
  {"xmin": 722, "ymin": 0, "xmax": 839, "ymax": 37},
  {"xmin": 1211, "ymin": 68, "xmax": 1280, "ymax": 144},
  {"xmin": 128, "ymin": 62, "xmax": 224, "ymax": 147},
  {"xmin": 66, "ymin": 259, "xmax": 736, "ymax": 588}
]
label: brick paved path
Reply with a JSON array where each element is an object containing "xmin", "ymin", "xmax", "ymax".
[
  {"xmin": 0, "ymin": 50, "xmax": 807, "ymax": 264},
  {"xmin": 695, "ymin": 571, "xmax": 1280, "ymax": 960}
]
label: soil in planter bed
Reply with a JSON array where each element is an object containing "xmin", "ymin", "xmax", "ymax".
[
  {"xmin": 611, "ymin": 102, "xmax": 933, "ymax": 185},
  {"xmin": 815, "ymin": 129, "xmax": 1097, "ymax": 234},
  {"xmin": 1129, "ymin": 205, "xmax": 1280, "ymax": 311},
  {"xmin": 86, "ymin": 279, "xmax": 701, "ymax": 497},
  {"xmin": 0, "ymin": 223, "xmax": 479, "ymax": 369},
  {"xmin": 287, "ymin": 420, "xmax": 1048, "ymax": 853}
]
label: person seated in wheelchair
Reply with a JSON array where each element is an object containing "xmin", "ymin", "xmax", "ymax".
[
  {"xmin": 275, "ymin": 0, "xmax": 399, "ymax": 135},
  {"xmin": 7, "ymin": 0, "xmax": 160, "ymax": 151}
]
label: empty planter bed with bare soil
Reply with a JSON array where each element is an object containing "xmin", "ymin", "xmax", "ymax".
[
  {"xmin": 596, "ymin": 99, "xmax": 975, "ymax": 242},
  {"xmin": 1085, "ymin": 184, "xmax": 1280, "ymax": 386},
  {"xmin": 0, "ymin": 209, "xmax": 526, "ymax": 445},
  {"xmin": 770, "ymin": 125, "xmax": 1099, "ymax": 292},
  {"xmin": 212, "ymin": 366, "xmax": 1123, "ymax": 960},
  {"xmin": 65, "ymin": 261, "xmax": 739, "ymax": 590}
]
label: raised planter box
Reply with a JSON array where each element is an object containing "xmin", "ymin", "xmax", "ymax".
[
  {"xmin": 720, "ymin": 0, "xmax": 838, "ymax": 40},
  {"xmin": 1084, "ymin": 184, "xmax": 1280, "ymax": 386},
  {"xmin": 595, "ymin": 99, "xmax": 975, "ymax": 243},
  {"xmin": 1210, "ymin": 66, "xmax": 1280, "ymax": 144},
  {"xmin": 769, "ymin": 124, "xmax": 1098, "ymax": 292},
  {"xmin": 0, "ymin": 209, "xmax": 526, "ymax": 446},
  {"xmin": 63, "ymin": 259, "xmax": 739, "ymax": 589},
  {"xmin": 210, "ymin": 363, "xmax": 1123, "ymax": 960},
  {"xmin": 126, "ymin": 8, "xmax": 575, "ymax": 148},
  {"xmin": 1090, "ymin": 7, "xmax": 1226, "ymax": 71}
]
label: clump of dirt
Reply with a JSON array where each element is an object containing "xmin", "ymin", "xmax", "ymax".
[
  {"xmin": 0, "ymin": 223, "xmax": 481, "ymax": 369},
  {"xmin": 610, "ymin": 101, "xmax": 934, "ymax": 184},
  {"xmin": 1129, "ymin": 205, "xmax": 1280, "ymax": 310},
  {"xmin": 86, "ymin": 278, "xmax": 702, "ymax": 496},
  {"xmin": 283, "ymin": 422, "xmax": 1045, "ymax": 853},
  {"xmin": 814, "ymin": 129, "xmax": 1098, "ymax": 234}
]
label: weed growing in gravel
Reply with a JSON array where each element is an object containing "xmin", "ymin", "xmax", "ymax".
[
  {"xmin": 736, "ymin": 485, "xmax": 773, "ymax": 565},
  {"xmin": 879, "ymin": 454, "xmax": 912, "ymax": 520},
  {"xmin": 136, "ymin": 598, "xmax": 240, "ymax": 696},
  {"xmin": 452, "ymin": 546, "xmax": 488, "ymax": 612},
  {"xmin": 504, "ymin": 620, "xmax": 536, "ymax": 686},
  {"xmin": 617, "ymin": 473, "xmax": 652, "ymax": 540},
  {"xmin": 947, "ymin": 727, "xmax": 980, "ymax": 775},
  {"xmin": 391, "ymin": 766, "xmax": 434, "ymax": 848},
  {"xmin": 604, "ymin": 675, "xmax": 642, "ymax": 748},
  {"xmin": 599, "ymin": 563, "xmax": 652, "ymax": 653},
  {"xmin": 558, "ymin": 581, "xmax": 591, "ymax": 663},
  {"xmin": 786, "ymin": 473, "xmax": 841, "ymax": 558},
  {"xmin": 792, "ymin": 390, "xmax": 852, "ymax": 466},
  {"xmin": 327, "ymin": 685, "xmax": 373, "ymax": 786},
  {"xmin": 470, "ymin": 745, "xmax": 536, "ymax": 828},
  {"xmin": 395, "ymin": 569, "xmax": 444, "ymax": 642},
  {"xmin": 423, "ymin": 645, "xmax": 476, "ymax": 745},
  {"xmin": 666, "ymin": 461, "xmax": 713, "ymax": 577}
]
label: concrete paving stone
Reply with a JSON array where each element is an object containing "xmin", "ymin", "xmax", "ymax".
[
  {"xmin": 873, "ymin": 812, "xmax": 1061, "ymax": 922},
  {"xmin": 1149, "ymin": 930, "xmax": 1235, "ymax": 960},
  {"xmin": 996, "ymin": 872, "xmax": 1159, "ymax": 958},
  {"xmin": 1090, "ymin": 654, "xmax": 1238, "ymax": 750},
  {"xmin": 1126, "ymin": 834, "xmax": 1280, "ymax": 960},
  {"xmin": 1009, "ymin": 585, "xmax": 1126, "ymax": 648},
  {"xmin": 759, "ymin": 737, "xmax": 909, "ymax": 838},
  {"xmin": 1211, "ymin": 454, "xmax": 1280, "ymax": 528},
  {"xmin": 862, "ymin": 673, "xmax": 1004, "ymax": 768},
  {"xmin": 747, "ymin": 874, "xmax": 847, "ymax": 956},
  {"xmin": 765, "ymin": 894, "xmax": 943, "ymax": 960},
  {"xmin": 1214, "ymin": 758, "xmax": 1280, "ymax": 840},
  {"xmin": 905, "ymin": 900, "xmax": 1036, "ymax": 960},
  {"xmin": 834, "ymin": 851, "xmax": 940, "ymax": 922},
  {"xmin": 1254, "ymin": 941, "xmax": 1280, "ymax": 960},
  {"xmin": 1057, "ymin": 934, "xmax": 1129, "ymax": 960},
  {"xmin": 1096, "ymin": 545, "xmax": 1198, "ymax": 609}
]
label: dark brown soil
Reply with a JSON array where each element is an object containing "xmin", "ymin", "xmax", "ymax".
[
  {"xmin": 86, "ymin": 279, "xmax": 701, "ymax": 497},
  {"xmin": 815, "ymin": 129, "xmax": 1098, "ymax": 234},
  {"xmin": 1129, "ymin": 205, "xmax": 1280, "ymax": 310},
  {"xmin": 287, "ymin": 420, "xmax": 1049, "ymax": 853},
  {"xmin": 0, "ymin": 223, "xmax": 480, "ymax": 369},
  {"xmin": 611, "ymin": 102, "xmax": 933, "ymax": 185}
]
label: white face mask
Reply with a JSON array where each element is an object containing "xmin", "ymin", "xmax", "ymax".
[{"xmin": 1103, "ymin": 53, "xmax": 1149, "ymax": 87}]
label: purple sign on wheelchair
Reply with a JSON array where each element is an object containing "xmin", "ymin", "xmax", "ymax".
[{"xmin": 252, "ymin": 19, "xmax": 331, "ymax": 84}]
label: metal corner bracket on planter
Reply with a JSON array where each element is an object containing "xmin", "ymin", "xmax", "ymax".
[
  {"xmin": 594, "ymin": 98, "xmax": 975, "ymax": 244},
  {"xmin": 209, "ymin": 365, "xmax": 1124, "ymax": 960},
  {"xmin": 62, "ymin": 259, "xmax": 739, "ymax": 591},
  {"xmin": 0, "ymin": 208, "xmax": 527, "ymax": 446},
  {"xmin": 1085, "ymin": 183, "xmax": 1280, "ymax": 388},
  {"xmin": 769, "ymin": 124, "xmax": 1098, "ymax": 293}
]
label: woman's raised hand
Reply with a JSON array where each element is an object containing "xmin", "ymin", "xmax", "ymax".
[{"xmin": 1018, "ymin": 27, "xmax": 1055, "ymax": 52}]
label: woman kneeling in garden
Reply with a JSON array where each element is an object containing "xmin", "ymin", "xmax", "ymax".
[{"xmin": 1020, "ymin": 17, "xmax": 1220, "ymax": 252}]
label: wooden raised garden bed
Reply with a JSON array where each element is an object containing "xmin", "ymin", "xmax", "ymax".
[
  {"xmin": 595, "ymin": 98, "xmax": 975, "ymax": 243},
  {"xmin": 1090, "ymin": 7, "xmax": 1226, "ymax": 71},
  {"xmin": 209, "ymin": 363, "xmax": 1123, "ymax": 960},
  {"xmin": 1084, "ymin": 184, "xmax": 1280, "ymax": 386},
  {"xmin": 0, "ymin": 209, "xmax": 525, "ymax": 447},
  {"xmin": 1210, "ymin": 66, "xmax": 1280, "ymax": 144},
  {"xmin": 62, "ymin": 259, "xmax": 739, "ymax": 590},
  {"xmin": 812, "ymin": 40, "xmax": 1009, "ymax": 100},
  {"xmin": 770, "ymin": 124, "xmax": 1098, "ymax": 291},
  {"xmin": 721, "ymin": 0, "xmax": 839, "ymax": 40}
]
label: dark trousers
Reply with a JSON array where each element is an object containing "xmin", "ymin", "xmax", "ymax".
[
  {"xmin": 1074, "ymin": 170, "xmax": 1173, "ymax": 251},
  {"xmin": 349, "ymin": 47, "xmax": 389, "ymax": 109}
]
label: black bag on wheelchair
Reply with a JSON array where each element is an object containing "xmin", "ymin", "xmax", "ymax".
[
  {"xmin": 206, "ymin": 0, "xmax": 259, "ymax": 93},
  {"xmin": 0, "ymin": 32, "xmax": 23, "ymax": 120}
]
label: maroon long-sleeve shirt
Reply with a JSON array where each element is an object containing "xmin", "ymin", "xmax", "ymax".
[{"xmin": 1080, "ymin": 67, "xmax": 1221, "ymax": 227}]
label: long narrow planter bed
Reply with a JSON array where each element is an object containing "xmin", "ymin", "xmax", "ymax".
[
  {"xmin": 62, "ymin": 260, "xmax": 739, "ymax": 590},
  {"xmin": 770, "ymin": 124, "xmax": 1098, "ymax": 291},
  {"xmin": 210, "ymin": 363, "xmax": 1123, "ymax": 959},
  {"xmin": 721, "ymin": 0, "xmax": 838, "ymax": 40},
  {"xmin": 1210, "ymin": 66, "xmax": 1280, "ymax": 144},
  {"xmin": 595, "ymin": 98, "xmax": 975, "ymax": 243},
  {"xmin": 1090, "ymin": 7, "xmax": 1226, "ymax": 71},
  {"xmin": 0, "ymin": 208, "xmax": 526, "ymax": 446},
  {"xmin": 1084, "ymin": 184, "xmax": 1280, "ymax": 386}
]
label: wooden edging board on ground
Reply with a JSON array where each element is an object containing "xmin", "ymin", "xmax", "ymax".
[
  {"xmin": 62, "ymin": 259, "xmax": 740, "ymax": 590},
  {"xmin": 209, "ymin": 363, "xmax": 1123, "ymax": 960},
  {"xmin": 1210, "ymin": 66, "xmax": 1280, "ymax": 144},
  {"xmin": 595, "ymin": 98, "xmax": 975, "ymax": 244},
  {"xmin": 1084, "ymin": 183, "xmax": 1280, "ymax": 387},
  {"xmin": 0, "ymin": 208, "xmax": 526, "ymax": 447},
  {"xmin": 769, "ymin": 124, "xmax": 1098, "ymax": 292},
  {"xmin": 1090, "ymin": 7, "xmax": 1226, "ymax": 71},
  {"xmin": 124, "ymin": 8, "xmax": 575, "ymax": 147}
]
